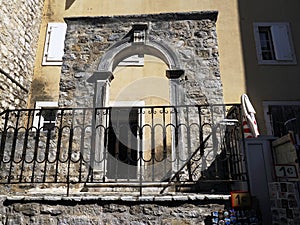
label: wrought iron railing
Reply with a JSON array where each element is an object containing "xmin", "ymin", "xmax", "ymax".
[{"xmin": 0, "ymin": 104, "xmax": 246, "ymax": 195}]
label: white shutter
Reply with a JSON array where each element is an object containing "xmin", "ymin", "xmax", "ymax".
[
  {"xmin": 271, "ymin": 24, "xmax": 293, "ymax": 61},
  {"xmin": 42, "ymin": 23, "xmax": 67, "ymax": 65}
]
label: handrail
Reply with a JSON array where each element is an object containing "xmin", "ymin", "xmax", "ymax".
[
  {"xmin": 0, "ymin": 111, "xmax": 7, "ymax": 117},
  {"xmin": 0, "ymin": 103, "xmax": 241, "ymax": 111},
  {"xmin": 0, "ymin": 68, "xmax": 29, "ymax": 93},
  {"xmin": 0, "ymin": 104, "xmax": 245, "ymax": 196},
  {"xmin": 160, "ymin": 133, "xmax": 212, "ymax": 194}
]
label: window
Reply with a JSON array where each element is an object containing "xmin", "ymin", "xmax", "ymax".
[
  {"xmin": 33, "ymin": 101, "xmax": 58, "ymax": 131},
  {"xmin": 42, "ymin": 23, "xmax": 67, "ymax": 65},
  {"xmin": 254, "ymin": 23, "xmax": 296, "ymax": 64},
  {"xmin": 258, "ymin": 27, "xmax": 275, "ymax": 60},
  {"xmin": 263, "ymin": 101, "xmax": 300, "ymax": 142}
]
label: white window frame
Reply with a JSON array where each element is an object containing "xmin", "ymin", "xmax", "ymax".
[
  {"xmin": 253, "ymin": 22, "xmax": 297, "ymax": 65},
  {"xmin": 33, "ymin": 101, "xmax": 58, "ymax": 131},
  {"xmin": 263, "ymin": 101, "xmax": 300, "ymax": 135},
  {"xmin": 42, "ymin": 22, "xmax": 67, "ymax": 66}
]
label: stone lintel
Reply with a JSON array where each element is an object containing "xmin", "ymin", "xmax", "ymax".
[
  {"xmin": 87, "ymin": 71, "xmax": 114, "ymax": 83},
  {"xmin": 132, "ymin": 24, "xmax": 148, "ymax": 31},
  {"xmin": 166, "ymin": 69, "xmax": 185, "ymax": 79},
  {"xmin": 3, "ymin": 194, "xmax": 230, "ymax": 202}
]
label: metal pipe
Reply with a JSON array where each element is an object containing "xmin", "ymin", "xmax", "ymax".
[{"xmin": 0, "ymin": 68, "xmax": 29, "ymax": 93}]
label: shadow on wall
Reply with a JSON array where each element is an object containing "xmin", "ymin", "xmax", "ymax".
[
  {"xmin": 65, "ymin": 0, "xmax": 76, "ymax": 10},
  {"xmin": 30, "ymin": 79, "xmax": 53, "ymax": 106}
]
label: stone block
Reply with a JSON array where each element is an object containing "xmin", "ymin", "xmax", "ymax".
[
  {"xmin": 13, "ymin": 203, "xmax": 40, "ymax": 216},
  {"xmin": 120, "ymin": 196, "xmax": 138, "ymax": 201},
  {"xmin": 154, "ymin": 196, "xmax": 173, "ymax": 201},
  {"xmin": 172, "ymin": 195, "xmax": 189, "ymax": 201},
  {"xmin": 6, "ymin": 214, "xmax": 24, "ymax": 225}
]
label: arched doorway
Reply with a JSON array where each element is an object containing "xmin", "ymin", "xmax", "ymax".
[
  {"xmin": 89, "ymin": 33, "xmax": 184, "ymax": 181},
  {"xmin": 108, "ymin": 55, "xmax": 170, "ymax": 180}
]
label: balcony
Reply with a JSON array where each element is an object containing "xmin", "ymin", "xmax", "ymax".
[{"xmin": 0, "ymin": 104, "xmax": 246, "ymax": 195}]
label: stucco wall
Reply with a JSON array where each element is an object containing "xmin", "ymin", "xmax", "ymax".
[
  {"xmin": 238, "ymin": 0, "xmax": 300, "ymax": 134},
  {"xmin": 0, "ymin": 0, "xmax": 44, "ymax": 111}
]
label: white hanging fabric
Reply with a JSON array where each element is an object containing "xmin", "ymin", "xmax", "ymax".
[{"xmin": 241, "ymin": 94, "xmax": 260, "ymax": 138}]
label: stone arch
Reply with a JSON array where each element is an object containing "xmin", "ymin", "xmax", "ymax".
[
  {"xmin": 97, "ymin": 37, "xmax": 182, "ymax": 72},
  {"xmin": 87, "ymin": 36, "xmax": 185, "ymax": 108},
  {"xmin": 89, "ymin": 37, "xmax": 184, "ymax": 181}
]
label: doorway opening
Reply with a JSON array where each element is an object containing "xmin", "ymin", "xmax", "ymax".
[{"xmin": 107, "ymin": 107, "xmax": 139, "ymax": 179}]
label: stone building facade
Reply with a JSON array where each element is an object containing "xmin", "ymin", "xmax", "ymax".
[
  {"xmin": 0, "ymin": 11, "xmax": 229, "ymax": 186},
  {"xmin": 60, "ymin": 11, "xmax": 222, "ymax": 108},
  {"xmin": 0, "ymin": 0, "xmax": 45, "ymax": 111},
  {"xmin": 0, "ymin": 9, "xmax": 254, "ymax": 225},
  {"xmin": 59, "ymin": 11, "xmax": 226, "ymax": 182}
]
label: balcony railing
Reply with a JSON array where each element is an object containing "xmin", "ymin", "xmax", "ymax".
[{"xmin": 0, "ymin": 104, "xmax": 246, "ymax": 195}]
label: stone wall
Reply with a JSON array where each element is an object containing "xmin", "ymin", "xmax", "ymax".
[
  {"xmin": 60, "ymin": 12, "xmax": 225, "ymax": 181},
  {"xmin": 0, "ymin": 194, "xmax": 230, "ymax": 225},
  {"xmin": 0, "ymin": 0, "xmax": 44, "ymax": 111},
  {"xmin": 60, "ymin": 11, "xmax": 222, "ymax": 108}
]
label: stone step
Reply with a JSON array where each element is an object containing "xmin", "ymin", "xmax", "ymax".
[{"xmin": 81, "ymin": 182, "xmax": 195, "ymax": 194}]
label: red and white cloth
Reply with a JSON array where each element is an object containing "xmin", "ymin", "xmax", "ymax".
[{"xmin": 241, "ymin": 94, "xmax": 260, "ymax": 138}]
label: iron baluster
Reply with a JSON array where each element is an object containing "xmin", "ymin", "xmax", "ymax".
[
  {"xmin": 19, "ymin": 110, "xmax": 33, "ymax": 182},
  {"xmin": 42, "ymin": 123, "xmax": 52, "ymax": 183},
  {"xmin": 0, "ymin": 110, "xmax": 9, "ymax": 168},
  {"xmin": 66, "ymin": 125, "xmax": 74, "ymax": 196},
  {"xmin": 8, "ymin": 110, "xmax": 21, "ymax": 183},
  {"xmin": 55, "ymin": 109, "xmax": 64, "ymax": 183}
]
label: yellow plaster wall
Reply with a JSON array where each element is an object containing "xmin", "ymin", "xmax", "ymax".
[
  {"xmin": 31, "ymin": 0, "xmax": 245, "ymax": 107},
  {"xmin": 237, "ymin": 0, "xmax": 300, "ymax": 134},
  {"xmin": 29, "ymin": 0, "xmax": 66, "ymax": 107},
  {"xmin": 110, "ymin": 55, "xmax": 169, "ymax": 106}
]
